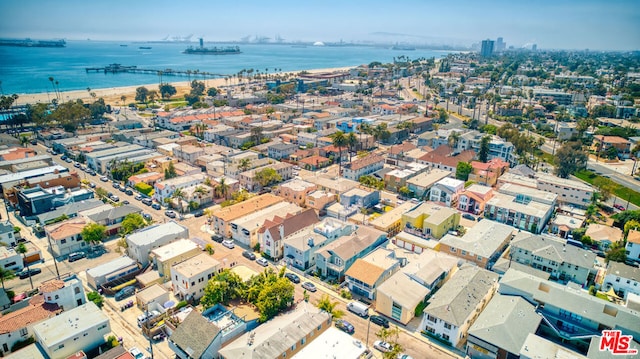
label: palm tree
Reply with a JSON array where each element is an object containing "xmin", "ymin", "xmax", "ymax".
[
  {"xmin": 238, "ymin": 158, "xmax": 252, "ymax": 173},
  {"xmin": 215, "ymin": 178, "xmax": 230, "ymax": 200},
  {"xmin": 16, "ymin": 243, "xmax": 33, "ymax": 290},
  {"xmin": 172, "ymin": 188, "xmax": 186, "ymax": 213},
  {"xmin": 331, "ymin": 131, "xmax": 347, "ymax": 175},
  {"xmin": 315, "ymin": 294, "xmax": 344, "ymax": 320},
  {"xmin": 346, "ymin": 132, "xmax": 358, "ymax": 161},
  {"xmin": 448, "ymin": 131, "xmax": 461, "ymax": 154},
  {"xmin": 0, "ymin": 267, "xmax": 15, "ymax": 291}
]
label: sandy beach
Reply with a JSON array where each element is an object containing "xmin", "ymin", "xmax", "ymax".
[{"xmin": 14, "ymin": 66, "xmax": 354, "ymax": 107}]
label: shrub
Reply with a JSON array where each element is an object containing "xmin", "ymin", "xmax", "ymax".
[
  {"xmin": 340, "ymin": 289, "xmax": 352, "ymax": 299},
  {"xmin": 176, "ymin": 300, "xmax": 188, "ymax": 310},
  {"xmin": 135, "ymin": 182, "xmax": 154, "ymax": 196},
  {"xmin": 87, "ymin": 291, "xmax": 104, "ymax": 308},
  {"xmin": 205, "ymin": 244, "xmax": 214, "ymax": 255},
  {"xmin": 11, "ymin": 336, "xmax": 35, "ymax": 352}
]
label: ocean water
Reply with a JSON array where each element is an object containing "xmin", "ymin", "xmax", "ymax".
[{"xmin": 0, "ymin": 40, "xmax": 452, "ymax": 95}]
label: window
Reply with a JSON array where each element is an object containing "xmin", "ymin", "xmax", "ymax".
[
  {"xmin": 55, "ymin": 295, "xmax": 59, "ymax": 299},
  {"xmin": 61, "ymin": 239, "xmax": 67, "ymax": 244},
  {"xmin": 74, "ymin": 287, "xmax": 81, "ymax": 294},
  {"xmin": 58, "ymin": 344, "xmax": 65, "ymax": 349},
  {"xmin": 291, "ymin": 343, "xmax": 296, "ymax": 351},
  {"xmin": 427, "ymin": 314, "xmax": 437, "ymax": 323},
  {"xmin": 317, "ymin": 325, "xmax": 322, "ymax": 331},
  {"xmin": 301, "ymin": 338, "xmax": 306, "ymax": 345},
  {"xmin": 98, "ymin": 324, "xmax": 107, "ymax": 330},
  {"xmin": 19, "ymin": 328, "xmax": 28, "ymax": 336},
  {"xmin": 444, "ymin": 322, "xmax": 452, "ymax": 330},
  {"xmin": 442, "ymin": 333, "xmax": 450, "ymax": 341}
]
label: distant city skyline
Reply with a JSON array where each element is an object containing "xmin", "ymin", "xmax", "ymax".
[{"xmin": 0, "ymin": 0, "xmax": 638, "ymax": 51}]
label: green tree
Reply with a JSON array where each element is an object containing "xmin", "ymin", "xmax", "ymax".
[
  {"xmin": 554, "ymin": 141, "xmax": 587, "ymax": 178},
  {"xmin": 201, "ymin": 269, "xmax": 245, "ymax": 307},
  {"xmin": 135, "ymin": 87, "xmax": 149, "ymax": 103},
  {"xmin": 0, "ymin": 267, "xmax": 15, "ymax": 290},
  {"xmin": 81, "ymin": 223, "xmax": 107, "ymax": 248},
  {"xmin": 238, "ymin": 158, "xmax": 252, "ymax": 173},
  {"xmin": 164, "ymin": 162, "xmax": 177, "ymax": 179},
  {"xmin": 346, "ymin": 132, "xmax": 358, "ymax": 161},
  {"xmin": 478, "ymin": 135, "xmax": 491, "ymax": 163},
  {"xmin": 605, "ymin": 242, "xmax": 627, "ymax": 263},
  {"xmin": 593, "ymin": 177, "xmax": 616, "ymax": 202},
  {"xmin": 159, "ymin": 84, "xmax": 177, "ymax": 99},
  {"xmin": 120, "ymin": 213, "xmax": 146, "ymax": 235},
  {"xmin": 456, "ymin": 162, "xmax": 473, "ymax": 181},
  {"xmin": 87, "ymin": 291, "xmax": 104, "ymax": 308},
  {"xmin": 398, "ymin": 186, "xmax": 412, "ymax": 198},
  {"xmin": 207, "ymin": 87, "xmax": 219, "ymax": 97},
  {"xmin": 215, "ymin": 178, "xmax": 230, "ymax": 200},
  {"xmin": 255, "ymin": 168, "xmax": 283, "ymax": 188},
  {"xmin": 250, "ymin": 126, "xmax": 264, "ymax": 145},
  {"xmin": 254, "ymin": 277, "xmax": 295, "ymax": 322},
  {"xmin": 315, "ymin": 294, "xmax": 344, "ymax": 320},
  {"xmin": 16, "ymin": 243, "xmax": 33, "ymax": 289}
]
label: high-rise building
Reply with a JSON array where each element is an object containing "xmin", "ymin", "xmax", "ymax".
[
  {"xmin": 480, "ymin": 39, "xmax": 495, "ymax": 57},
  {"xmin": 496, "ymin": 37, "xmax": 505, "ymax": 52},
  {"xmin": 531, "ymin": 44, "xmax": 537, "ymax": 51}
]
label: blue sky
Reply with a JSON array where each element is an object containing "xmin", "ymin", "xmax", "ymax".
[{"xmin": 1, "ymin": 0, "xmax": 638, "ymax": 50}]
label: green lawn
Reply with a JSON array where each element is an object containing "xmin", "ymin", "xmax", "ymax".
[{"xmin": 574, "ymin": 169, "xmax": 640, "ymax": 207}]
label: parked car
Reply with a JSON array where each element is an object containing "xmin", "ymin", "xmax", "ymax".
[
  {"xmin": 68, "ymin": 252, "xmax": 86, "ymax": 262},
  {"xmin": 193, "ymin": 210, "xmax": 204, "ymax": 217},
  {"xmin": 128, "ymin": 347, "xmax": 146, "ymax": 359},
  {"xmin": 18, "ymin": 267, "xmax": 42, "ymax": 279},
  {"xmin": 135, "ymin": 194, "xmax": 143, "ymax": 201},
  {"xmin": 397, "ymin": 354, "xmax": 415, "ymax": 359},
  {"xmin": 64, "ymin": 158, "xmax": 73, "ymax": 163},
  {"xmin": 122, "ymin": 200, "xmax": 130, "ymax": 205},
  {"xmin": 301, "ymin": 281, "xmax": 317, "ymax": 292},
  {"xmin": 125, "ymin": 189, "xmax": 134, "ymax": 196},
  {"xmin": 112, "ymin": 183, "xmax": 120, "ymax": 189},
  {"xmin": 462, "ymin": 213, "xmax": 476, "ymax": 221},
  {"xmin": 115, "ymin": 286, "xmax": 136, "ymax": 301},
  {"xmin": 89, "ymin": 182, "xmax": 96, "ymax": 188},
  {"xmin": 242, "ymin": 251, "xmax": 256, "ymax": 260},
  {"xmin": 370, "ymin": 315, "xmax": 390, "ymax": 328},
  {"xmin": 142, "ymin": 198, "xmax": 153, "ymax": 206},
  {"xmin": 614, "ymin": 204, "xmax": 625, "ymax": 211},
  {"xmin": 110, "ymin": 195, "xmax": 120, "ymax": 202},
  {"xmin": 222, "ymin": 239, "xmax": 235, "ymax": 249},
  {"xmin": 335, "ymin": 319, "xmax": 355, "ymax": 334},
  {"xmin": 143, "ymin": 213, "xmax": 152, "ymax": 220},
  {"xmin": 285, "ymin": 272, "xmax": 300, "ymax": 284},
  {"xmin": 165, "ymin": 210, "xmax": 177, "ymax": 218},
  {"xmin": 211, "ymin": 234, "xmax": 224, "ymax": 243},
  {"xmin": 373, "ymin": 340, "xmax": 392, "ymax": 353},
  {"xmin": 100, "ymin": 176, "xmax": 109, "ymax": 182},
  {"xmin": 347, "ymin": 301, "xmax": 369, "ymax": 317},
  {"xmin": 151, "ymin": 203, "xmax": 161, "ymax": 210},
  {"xmin": 256, "ymin": 257, "xmax": 268, "ymax": 267},
  {"xmin": 73, "ymin": 162, "xmax": 81, "ymax": 168}
]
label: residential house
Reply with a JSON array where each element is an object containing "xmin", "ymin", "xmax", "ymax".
[
  {"xmin": 420, "ymin": 265, "xmax": 499, "ymax": 348},
  {"xmin": 626, "ymin": 229, "xmax": 640, "ymax": 263},
  {"xmin": 438, "ymin": 220, "xmax": 514, "ymax": 269},
  {"xmin": 86, "ymin": 256, "xmax": 139, "ymax": 290},
  {"xmin": 458, "ymin": 184, "xmax": 493, "ymax": 215},
  {"xmin": 327, "ymin": 188, "xmax": 380, "ymax": 221},
  {"xmin": 212, "ymin": 194, "xmax": 284, "ymax": 239},
  {"xmin": 457, "ymin": 132, "xmax": 516, "ymax": 165},
  {"xmin": 418, "ymin": 145, "xmax": 476, "ymax": 174},
  {"xmin": 171, "ymin": 253, "xmax": 221, "ymax": 301},
  {"xmin": 429, "ymin": 177, "xmax": 465, "ymax": 207},
  {"xmin": 466, "ymin": 294, "xmax": 542, "ymax": 359},
  {"xmin": 44, "ymin": 218, "xmax": 88, "ymax": 258},
  {"xmin": 305, "ymin": 175, "xmax": 359, "ymax": 196},
  {"xmin": 40, "ymin": 274, "xmax": 87, "ymax": 311},
  {"xmin": 315, "ymin": 225, "xmax": 387, "ymax": 280},
  {"xmin": 126, "ymin": 221, "xmax": 189, "ymax": 265},
  {"xmin": 168, "ymin": 310, "xmax": 222, "ymax": 359},
  {"xmin": 402, "ymin": 202, "xmax": 460, "ymax": 240},
  {"xmin": 585, "ymin": 223, "xmax": 622, "ymax": 251},
  {"xmin": 499, "ymin": 268, "xmax": 640, "ymax": 354},
  {"xmin": 219, "ymin": 303, "xmax": 332, "ymax": 359},
  {"xmin": 344, "ymin": 246, "xmax": 402, "ymax": 300},
  {"xmin": 33, "ymin": 302, "xmax": 110, "ymax": 359},
  {"xmin": 17, "ymin": 186, "xmax": 93, "ymax": 217},
  {"xmin": 484, "ymin": 183, "xmax": 557, "ymax": 233},
  {"xmin": 298, "ymin": 155, "xmax": 332, "ymax": 171},
  {"xmin": 238, "ymin": 162, "xmax": 293, "ymax": 191},
  {"xmin": 35, "ymin": 199, "xmax": 103, "ymax": 227},
  {"xmin": 127, "ymin": 172, "xmax": 164, "ymax": 188},
  {"xmin": 602, "ymin": 261, "xmax": 640, "ymax": 299},
  {"xmin": 150, "ymin": 239, "xmax": 201, "ymax": 279},
  {"xmin": 468, "ymin": 158, "xmax": 510, "ymax": 186},
  {"xmin": 500, "ymin": 172, "xmax": 594, "ymax": 209},
  {"xmin": 268, "ymin": 143, "xmax": 298, "ymax": 160},
  {"xmin": 283, "ymin": 217, "xmax": 354, "ymax": 270},
  {"xmin": 80, "ymin": 204, "xmax": 142, "ymax": 236},
  {"xmin": 258, "ymin": 209, "xmax": 319, "ymax": 260},
  {"xmin": 509, "ymin": 234, "xmax": 597, "ymax": 285},
  {"xmin": 305, "ymin": 190, "xmax": 337, "ymax": 214},
  {"xmin": 406, "ymin": 169, "xmax": 451, "ymax": 199},
  {"xmin": 0, "ymin": 295, "xmax": 61, "ymax": 356},
  {"xmin": 550, "ymin": 213, "xmax": 586, "ymax": 239},
  {"xmin": 386, "ymin": 142, "xmax": 417, "ymax": 166},
  {"xmin": 273, "ymin": 179, "xmax": 317, "ymax": 206},
  {"xmin": 0, "ymin": 222, "xmax": 16, "ymax": 248},
  {"xmin": 153, "ymin": 173, "xmax": 207, "ymax": 205},
  {"xmin": 173, "ymin": 145, "xmax": 205, "ymax": 164},
  {"xmin": 592, "ymin": 135, "xmax": 631, "ymax": 159},
  {"xmin": 291, "ymin": 327, "xmax": 367, "ymax": 358},
  {"xmin": 231, "ymin": 202, "xmax": 302, "ymax": 248},
  {"xmin": 0, "ymin": 246, "xmax": 23, "ymax": 272},
  {"xmin": 369, "ymin": 201, "xmax": 418, "ymax": 237},
  {"xmin": 376, "ymin": 248, "xmax": 459, "ymax": 324},
  {"xmin": 342, "ymin": 155, "xmax": 385, "ymax": 181},
  {"xmin": 171, "ymin": 183, "xmax": 214, "ymax": 210}
]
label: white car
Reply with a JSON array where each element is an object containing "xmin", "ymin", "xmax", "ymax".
[
  {"xmin": 373, "ymin": 340, "xmax": 392, "ymax": 353},
  {"xmin": 256, "ymin": 257, "xmax": 268, "ymax": 267},
  {"xmin": 222, "ymin": 239, "xmax": 235, "ymax": 249},
  {"xmin": 128, "ymin": 347, "xmax": 147, "ymax": 359}
]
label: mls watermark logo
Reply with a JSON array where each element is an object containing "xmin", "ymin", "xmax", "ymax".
[{"xmin": 599, "ymin": 330, "xmax": 638, "ymax": 355}]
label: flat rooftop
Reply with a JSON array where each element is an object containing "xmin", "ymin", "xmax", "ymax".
[{"xmin": 291, "ymin": 327, "xmax": 366, "ymax": 359}]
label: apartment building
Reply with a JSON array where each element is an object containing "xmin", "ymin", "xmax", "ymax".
[
  {"xmin": 342, "ymin": 154, "xmax": 385, "ymax": 181},
  {"xmin": 439, "ymin": 220, "xmax": 513, "ymax": 269},
  {"xmin": 171, "ymin": 253, "xmax": 221, "ymax": 301},
  {"xmin": 484, "ymin": 183, "xmax": 556, "ymax": 233},
  {"xmin": 212, "ymin": 193, "xmax": 284, "ymax": 239}
]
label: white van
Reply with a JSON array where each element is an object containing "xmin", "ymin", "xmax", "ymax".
[
  {"xmin": 137, "ymin": 310, "xmax": 160, "ymax": 327},
  {"xmin": 347, "ymin": 301, "xmax": 369, "ymax": 317}
]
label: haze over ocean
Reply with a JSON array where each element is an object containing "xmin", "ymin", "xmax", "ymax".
[{"xmin": 0, "ymin": 40, "xmax": 452, "ymax": 95}]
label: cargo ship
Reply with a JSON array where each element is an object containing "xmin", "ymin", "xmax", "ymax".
[
  {"xmin": 0, "ymin": 38, "xmax": 66, "ymax": 48},
  {"xmin": 183, "ymin": 38, "xmax": 241, "ymax": 55}
]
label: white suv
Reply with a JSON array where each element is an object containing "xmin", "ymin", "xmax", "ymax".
[{"xmin": 222, "ymin": 239, "xmax": 235, "ymax": 249}]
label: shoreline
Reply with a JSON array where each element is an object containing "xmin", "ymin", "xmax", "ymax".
[{"xmin": 14, "ymin": 66, "xmax": 355, "ymax": 107}]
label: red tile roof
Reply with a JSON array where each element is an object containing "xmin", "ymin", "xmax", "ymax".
[
  {"xmin": 419, "ymin": 145, "xmax": 475, "ymax": 168},
  {"xmin": 0, "ymin": 295, "xmax": 61, "ymax": 334}
]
